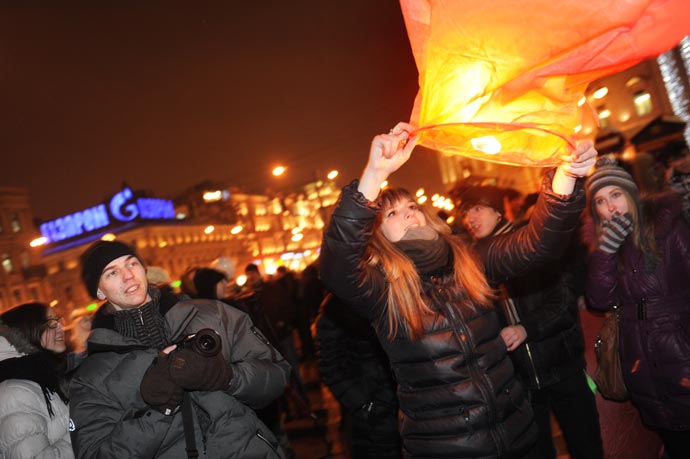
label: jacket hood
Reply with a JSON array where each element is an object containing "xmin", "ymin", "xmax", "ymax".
[
  {"xmin": 0, "ymin": 318, "xmax": 39, "ymax": 356},
  {"xmin": 649, "ymin": 192, "xmax": 683, "ymax": 239}
]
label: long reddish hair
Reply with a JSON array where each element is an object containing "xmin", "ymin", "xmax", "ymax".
[{"xmin": 364, "ymin": 188, "xmax": 493, "ymax": 340}]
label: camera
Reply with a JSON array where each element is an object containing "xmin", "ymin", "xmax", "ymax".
[{"xmin": 176, "ymin": 328, "xmax": 222, "ymax": 357}]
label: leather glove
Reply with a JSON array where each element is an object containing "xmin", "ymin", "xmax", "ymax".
[
  {"xmin": 140, "ymin": 352, "xmax": 184, "ymax": 415},
  {"xmin": 168, "ymin": 349, "xmax": 233, "ymax": 392},
  {"xmin": 598, "ymin": 212, "xmax": 633, "ymax": 254}
]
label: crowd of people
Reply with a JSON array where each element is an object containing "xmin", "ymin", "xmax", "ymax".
[{"xmin": 0, "ymin": 123, "xmax": 689, "ymax": 459}]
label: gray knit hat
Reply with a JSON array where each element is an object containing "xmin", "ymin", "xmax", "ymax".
[{"xmin": 585, "ymin": 157, "xmax": 639, "ymax": 221}]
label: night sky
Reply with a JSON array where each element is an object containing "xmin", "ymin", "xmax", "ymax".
[{"xmin": 1, "ymin": 1, "xmax": 443, "ymax": 222}]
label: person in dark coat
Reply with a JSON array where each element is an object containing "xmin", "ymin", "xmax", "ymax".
[
  {"xmin": 316, "ymin": 293, "xmax": 401, "ymax": 459},
  {"xmin": 584, "ymin": 158, "xmax": 690, "ymax": 459},
  {"xmin": 319, "ymin": 122, "xmax": 598, "ymax": 458},
  {"xmin": 69, "ymin": 241, "xmax": 291, "ymax": 459},
  {"xmin": 460, "ymin": 185, "xmax": 603, "ymax": 459},
  {"xmin": 181, "ymin": 266, "xmax": 296, "ymax": 459}
]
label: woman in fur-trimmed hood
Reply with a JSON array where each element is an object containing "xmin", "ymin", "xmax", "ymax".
[{"xmin": 0, "ymin": 302, "xmax": 73, "ymax": 459}]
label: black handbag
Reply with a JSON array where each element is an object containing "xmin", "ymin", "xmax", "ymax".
[{"xmin": 593, "ymin": 306, "xmax": 629, "ymax": 401}]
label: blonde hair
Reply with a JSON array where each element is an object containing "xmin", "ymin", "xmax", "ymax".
[{"xmin": 365, "ymin": 188, "xmax": 493, "ymax": 340}]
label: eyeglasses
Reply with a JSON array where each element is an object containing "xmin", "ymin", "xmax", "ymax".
[{"xmin": 43, "ymin": 316, "xmax": 65, "ymax": 329}]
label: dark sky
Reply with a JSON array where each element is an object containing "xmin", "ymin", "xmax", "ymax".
[{"xmin": 1, "ymin": 1, "xmax": 443, "ymax": 222}]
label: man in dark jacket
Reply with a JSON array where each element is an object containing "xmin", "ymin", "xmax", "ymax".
[
  {"xmin": 460, "ymin": 185, "xmax": 603, "ymax": 459},
  {"xmin": 316, "ymin": 293, "xmax": 401, "ymax": 459},
  {"xmin": 69, "ymin": 240, "xmax": 291, "ymax": 458}
]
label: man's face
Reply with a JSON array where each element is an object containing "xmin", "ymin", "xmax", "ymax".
[
  {"xmin": 97, "ymin": 255, "xmax": 150, "ymax": 310},
  {"xmin": 245, "ymin": 270, "xmax": 262, "ymax": 288},
  {"xmin": 463, "ymin": 205, "xmax": 502, "ymax": 239}
]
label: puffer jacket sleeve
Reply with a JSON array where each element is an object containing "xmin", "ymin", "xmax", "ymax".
[
  {"xmin": 218, "ymin": 302, "xmax": 292, "ymax": 408},
  {"xmin": 0, "ymin": 381, "xmax": 73, "ymax": 459},
  {"xmin": 69, "ymin": 348, "xmax": 175, "ymax": 459},
  {"xmin": 319, "ymin": 180, "xmax": 387, "ymax": 321},
  {"xmin": 585, "ymin": 249, "xmax": 619, "ymax": 311},
  {"xmin": 481, "ymin": 171, "xmax": 586, "ymax": 283}
]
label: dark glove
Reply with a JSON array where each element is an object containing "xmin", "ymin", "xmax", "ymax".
[
  {"xmin": 168, "ymin": 349, "xmax": 233, "ymax": 391},
  {"xmin": 140, "ymin": 352, "xmax": 184, "ymax": 415},
  {"xmin": 598, "ymin": 213, "xmax": 633, "ymax": 254}
]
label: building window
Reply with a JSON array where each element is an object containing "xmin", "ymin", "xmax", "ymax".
[
  {"xmin": 0, "ymin": 291, "xmax": 5, "ymax": 309},
  {"xmin": 13, "ymin": 289, "xmax": 22, "ymax": 304},
  {"xmin": 20, "ymin": 251, "xmax": 30, "ymax": 269},
  {"xmin": 29, "ymin": 287, "xmax": 39, "ymax": 300},
  {"xmin": 2, "ymin": 254, "xmax": 13, "ymax": 273},
  {"xmin": 634, "ymin": 91, "xmax": 652, "ymax": 116},
  {"xmin": 597, "ymin": 107, "xmax": 611, "ymax": 129},
  {"xmin": 10, "ymin": 213, "xmax": 21, "ymax": 233},
  {"xmin": 65, "ymin": 286, "xmax": 74, "ymax": 301}
]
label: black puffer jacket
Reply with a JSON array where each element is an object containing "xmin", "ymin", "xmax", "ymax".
[
  {"xmin": 477, "ymin": 219, "xmax": 586, "ymax": 390},
  {"xmin": 320, "ymin": 177, "xmax": 585, "ymax": 459}
]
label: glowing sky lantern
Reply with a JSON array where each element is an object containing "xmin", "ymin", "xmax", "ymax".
[{"xmin": 400, "ymin": 0, "xmax": 690, "ymax": 166}]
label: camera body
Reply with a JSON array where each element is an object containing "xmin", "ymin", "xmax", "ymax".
[{"xmin": 176, "ymin": 328, "xmax": 222, "ymax": 357}]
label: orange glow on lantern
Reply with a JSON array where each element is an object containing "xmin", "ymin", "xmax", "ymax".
[{"xmin": 401, "ymin": 0, "xmax": 690, "ymax": 166}]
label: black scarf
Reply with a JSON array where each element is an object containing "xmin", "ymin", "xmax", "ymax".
[
  {"xmin": 0, "ymin": 351, "xmax": 68, "ymax": 418},
  {"xmin": 91, "ymin": 287, "xmax": 178, "ymax": 351},
  {"xmin": 394, "ymin": 226, "xmax": 450, "ymax": 275}
]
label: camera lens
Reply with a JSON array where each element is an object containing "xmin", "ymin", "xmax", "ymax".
[
  {"xmin": 198, "ymin": 336, "xmax": 214, "ymax": 351},
  {"xmin": 191, "ymin": 329, "xmax": 221, "ymax": 357}
]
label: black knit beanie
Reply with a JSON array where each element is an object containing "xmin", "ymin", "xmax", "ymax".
[
  {"xmin": 193, "ymin": 268, "xmax": 227, "ymax": 300},
  {"xmin": 80, "ymin": 240, "xmax": 140, "ymax": 299},
  {"xmin": 585, "ymin": 158, "xmax": 639, "ymax": 224},
  {"xmin": 458, "ymin": 185, "xmax": 505, "ymax": 215}
]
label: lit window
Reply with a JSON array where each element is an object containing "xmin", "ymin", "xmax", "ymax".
[
  {"xmin": 10, "ymin": 214, "xmax": 21, "ymax": 233},
  {"xmin": 2, "ymin": 254, "xmax": 13, "ymax": 273},
  {"xmin": 634, "ymin": 91, "xmax": 652, "ymax": 116},
  {"xmin": 597, "ymin": 108, "xmax": 611, "ymax": 129}
]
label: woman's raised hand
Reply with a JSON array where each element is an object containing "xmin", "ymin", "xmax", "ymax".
[
  {"xmin": 358, "ymin": 122, "xmax": 417, "ymax": 201},
  {"xmin": 552, "ymin": 140, "xmax": 599, "ymax": 195}
]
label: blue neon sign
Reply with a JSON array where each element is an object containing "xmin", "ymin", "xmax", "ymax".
[{"xmin": 40, "ymin": 187, "xmax": 176, "ymax": 243}]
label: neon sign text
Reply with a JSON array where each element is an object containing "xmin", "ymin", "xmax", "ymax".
[{"xmin": 40, "ymin": 187, "xmax": 176, "ymax": 243}]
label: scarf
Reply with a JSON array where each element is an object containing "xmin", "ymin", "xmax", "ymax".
[
  {"xmin": 0, "ymin": 350, "xmax": 68, "ymax": 418},
  {"xmin": 394, "ymin": 226, "xmax": 450, "ymax": 275},
  {"xmin": 112, "ymin": 299, "xmax": 169, "ymax": 350}
]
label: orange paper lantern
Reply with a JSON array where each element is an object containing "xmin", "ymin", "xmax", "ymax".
[{"xmin": 401, "ymin": 0, "xmax": 690, "ymax": 166}]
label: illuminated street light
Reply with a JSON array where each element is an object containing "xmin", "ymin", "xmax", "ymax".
[
  {"xmin": 291, "ymin": 233, "xmax": 304, "ymax": 242},
  {"xmin": 30, "ymin": 236, "xmax": 48, "ymax": 247},
  {"xmin": 203, "ymin": 190, "xmax": 222, "ymax": 203},
  {"xmin": 592, "ymin": 86, "xmax": 609, "ymax": 99},
  {"xmin": 230, "ymin": 225, "xmax": 243, "ymax": 235},
  {"xmin": 380, "ymin": 180, "xmax": 388, "ymax": 189},
  {"xmin": 327, "ymin": 170, "xmax": 339, "ymax": 180},
  {"xmin": 101, "ymin": 233, "xmax": 116, "ymax": 241},
  {"xmin": 272, "ymin": 166, "xmax": 286, "ymax": 177},
  {"xmin": 204, "ymin": 225, "xmax": 215, "ymax": 235}
]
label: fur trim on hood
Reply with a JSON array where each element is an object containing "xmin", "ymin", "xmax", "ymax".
[{"xmin": 0, "ymin": 317, "xmax": 39, "ymax": 356}]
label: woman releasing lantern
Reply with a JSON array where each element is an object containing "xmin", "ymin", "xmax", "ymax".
[{"xmin": 319, "ymin": 123, "xmax": 597, "ymax": 458}]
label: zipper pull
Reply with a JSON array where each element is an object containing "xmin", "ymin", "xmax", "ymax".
[{"xmin": 138, "ymin": 308, "xmax": 144, "ymax": 325}]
